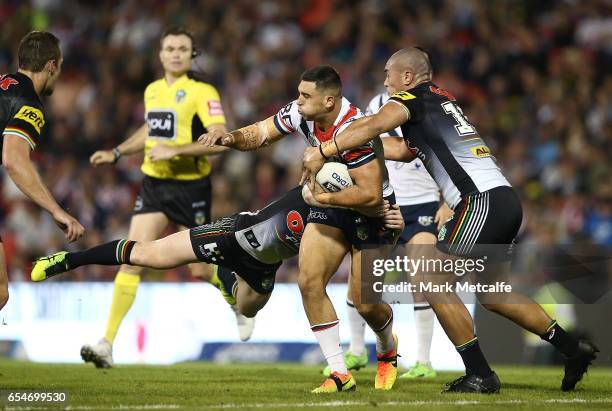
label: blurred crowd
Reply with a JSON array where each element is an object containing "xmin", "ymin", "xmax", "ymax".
[{"xmin": 0, "ymin": 0, "xmax": 610, "ymax": 283}]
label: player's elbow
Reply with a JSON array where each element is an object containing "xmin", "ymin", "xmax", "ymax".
[
  {"xmin": 3, "ymin": 148, "xmax": 28, "ymax": 175},
  {"xmin": 3, "ymin": 156, "xmax": 20, "ymax": 176}
]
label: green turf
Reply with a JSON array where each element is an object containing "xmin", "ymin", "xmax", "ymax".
[{"xmin": 1, "ymin": 360, "xmax": 611, "ymax": 410}]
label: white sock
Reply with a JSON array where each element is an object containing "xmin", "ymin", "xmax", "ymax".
[
  {"xmin": 414, "ymin": 304, "xmax": 434, "ymax": 365},
  {"xmin": 346, "ymin": 300, "xmax": 366, "ymax": 356},
  {"xmin": 374, "ymin": 310, "xmax": 395, "ymax": 354},
  {"xmin": 312, "ymin": 320, "xmax": 347, "ymax": 375}
]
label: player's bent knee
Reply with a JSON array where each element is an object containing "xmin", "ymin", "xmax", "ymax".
[
  {"xmin": 236, "ymin": 291, "xmax": 271, "ymax": 318},
  {"xmin": 297, "ymin": 272, "xmax": 325, "ymax": 296}
]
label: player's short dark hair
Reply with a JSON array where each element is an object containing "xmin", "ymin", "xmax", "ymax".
[
  {"xmin": 18, "ymin": 31, "xmax": 61, "ymax": 72},
  {"xmin": 301, "ymin": 65, "xmax": 342, "ymax": 95},
  {"xmin": 160, "ymin": 27, "xmax": 195, "ymax": 48}
]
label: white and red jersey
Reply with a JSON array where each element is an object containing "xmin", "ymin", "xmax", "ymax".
[
  {"xmin": 274, "ymin": 96, "xmax": 393, "ymax": 197},
  {"xmin": 366, "ymin": 92, "xmax": 440, "ymax": 206}
]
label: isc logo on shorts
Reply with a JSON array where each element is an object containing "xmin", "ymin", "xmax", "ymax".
[
  {"xmin": 146, "ymin": 110, "xmax": 176, "ymax": 139},
  {"xmin": 15, "ymin": 105, "xmax": 45, "ymax": 133},
  {"xmin": 418, "ymin": 216, "xmax": 434, "ymax": 226}
]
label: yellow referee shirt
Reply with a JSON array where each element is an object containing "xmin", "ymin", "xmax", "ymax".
[{"xmin": 141, "ymin": 71, "xmax": 226, "ymax": 180}]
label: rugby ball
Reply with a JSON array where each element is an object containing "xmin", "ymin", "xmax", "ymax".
[{"xmin": 315, "ymin": 162, "xmax": 353, "ymax": 192}]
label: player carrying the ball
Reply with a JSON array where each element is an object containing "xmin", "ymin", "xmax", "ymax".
[{"xmin": 199, "ymin": 66, "xmax": 401, "ymax": 393}]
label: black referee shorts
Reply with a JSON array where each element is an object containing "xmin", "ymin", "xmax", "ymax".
[{"xmin": 133, "ymin": 175, "xmax": 212, "ymax": 228}]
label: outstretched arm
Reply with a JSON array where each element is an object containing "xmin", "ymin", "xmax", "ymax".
[
  {"xmin": 198, "ymin": 116, "xmax": 285, "ymax": 151},
  {"xmin": 148, "ymin": 124, "xmax": 229, "ymax": 161},
  {"xmin": 326, "ymin": 102, "xmax": 409, "ymax": 158}
]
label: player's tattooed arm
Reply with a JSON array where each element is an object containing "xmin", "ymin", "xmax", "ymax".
[
  {"xmin": 198, "ymin": 116, "xmax": 284, "ymax": 151},
  {"xmin": 231, "ymin": 124, "xmax": 264, "ymax": 150}
]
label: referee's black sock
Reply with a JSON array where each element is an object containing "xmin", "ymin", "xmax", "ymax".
[
  {"xmin": 66, "ymin": 239, "xmax": 136, "ymax": 269},
  {"xmin": 540, "ymin": 320, "xmax": 579, "ymax": 357},
  {"xmin": 456, "ymin": 337, "xmax": 493, "ymax": 377}
]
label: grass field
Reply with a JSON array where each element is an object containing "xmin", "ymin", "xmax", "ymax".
[{"xmin": 1, "ymin": 360, "xmax": 611, "ymax": 410}]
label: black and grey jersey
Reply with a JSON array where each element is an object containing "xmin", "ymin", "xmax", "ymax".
[
  {"xmin": 0, "ymin": 72, "xmax": 45, "ymax": 157},
  {"xmin": 387, "ymin": 82, "xmax": 510, "ymax": 209},
  {"xmin": 233, "ymin": 186, "xmax": 310, "ymax": 265}
]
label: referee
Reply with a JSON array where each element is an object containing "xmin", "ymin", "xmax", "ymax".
[{"xmin": 81, "ymin": 27, "xmax": 248, "ymax": 368}]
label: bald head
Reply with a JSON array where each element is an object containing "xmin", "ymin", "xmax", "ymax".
[
  {"xmin": 389, "ymin": 47, "xmax": 433, "ymax": 78},
  {"xmin": 383, "ymin": 47, "xmax": 433, "ymax": 94}
]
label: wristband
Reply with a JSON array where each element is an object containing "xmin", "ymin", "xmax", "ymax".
[
  {"xmin": 333, "ymin": 137, "xmax": 341, "ymax": 156},
  {"xmin": 112, "ymin": 147, "xmax": 122, "ymax": 163},
  {"xmin": 319, "ymin": 144, "xmax": 329, "ymax": 160}
]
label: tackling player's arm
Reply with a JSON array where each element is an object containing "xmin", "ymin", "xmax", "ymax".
[
  {"xmin": 302, "ymin": 101, "xmax": 411, "ymax": 178},
  {"xmin": 2, "ymin": 136, "xmax": 84, "ymax": 242},
  {"xmin": 90, "ymin": 123, "xmax": 147, "ymax": 166},
  {"xmin": 382, "ymin": 136, "xmax": 416, "ymax": 162},
  {"xmin": 198, "ymin": 116, "xmax": 285, "ymax": 151},
  {"xmin": 327, "ymin": 101, "xmax": 410, "ymax": 156}
]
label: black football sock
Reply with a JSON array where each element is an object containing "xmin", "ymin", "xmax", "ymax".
[
  {"xmin": 216, "ymin": 265, "xmax": 238, "ymax": 298},
  {"xmin": 456, "ymin": 337, "xmax": 493, "ymax": 377},
  {"xmin": 66, "ymin": 239, "xmax": 136, "ymax": 269},
  {"xmin": 540, "ymin": 320, "xmax": 579, "ymax": 357}
]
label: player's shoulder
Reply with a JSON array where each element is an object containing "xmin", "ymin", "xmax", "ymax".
[
  {"xmin": 273, "ymin": 100, "xmax": 301, "ymax": 134},
  {"xmin": 342, "ymin": 97, "xmax": 363, "ymax": 121},
  {"xmin": 1, "ymin": 73, "xmax": 43, "ymax": 118},
  {"xmin": 1, "ymin": 73, "xmax": 39, "ymax": 101}
]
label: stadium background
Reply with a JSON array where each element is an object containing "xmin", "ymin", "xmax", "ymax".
[{"xmin": 0, "ymin": 0, "xmax": 610, "ymax": 367}]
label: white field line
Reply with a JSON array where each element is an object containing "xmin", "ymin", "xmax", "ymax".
[{"xmin": 5, "ymin": 398, "xmax": 612, "ymax": 410}]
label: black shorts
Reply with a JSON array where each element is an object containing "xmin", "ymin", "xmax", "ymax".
[
  {"xmin": 306, "ymin": 193, "xmax": 397, "ymax": 249},
  {"xmin": 437, "ymin": 186, "xmax": 522, "ymax": 260},
  {"xmin": 397, "ymin": 201, "xmax": 439, "ymax": 245},
  {"xmin": 133, "ymin": 175, "xmax": 212, "ymax": 228},
  {"xmin": 189, "ymin": 217, "xmax": 280, "ymax": 294}
]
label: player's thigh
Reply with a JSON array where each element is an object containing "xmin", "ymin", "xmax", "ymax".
[
  {"xmin": 0, "ymin": 245, "xmax": 8, "ymax": 308},
  {"xmin": 407, "ymin": 231, "xmax": 437, "ymax": 245},
  {"xmin": 121, "ymin": 212, "xmax": 170, "ymax": 274},
  {"xmin": 407, "ymin": 231, "xmax": 437, "ymax": 304},
  {"xmin": 298, "ymin": 223, "xmax": 349, "ymax": 290},
  {"xmin": 127, "ymin": 212, "xmax": 170, "ymax": 241},
  {"xmin": 177, "ymin": 224, "xmax": 214, "ymax": 281},
  {"xmin": 131, "ymin": 229, "xmax": 198, "ymax": 269},
  {"xmin": 235, "ymin": 275, "xmax": 271, "ymax": 318}
]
